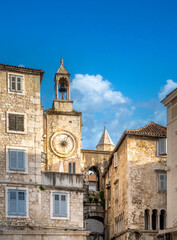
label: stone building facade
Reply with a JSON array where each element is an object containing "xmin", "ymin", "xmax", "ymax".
[
  {"xmin": 161, "ymin": 88, "xmax": 177, "ymax": 239},
  {"xmin": 103, "ymin": 122, "xmax": 167, "ymax": 240},
  {"xmin": 0, "ymin": 62, "xmax": 89, "ymax": 239}
]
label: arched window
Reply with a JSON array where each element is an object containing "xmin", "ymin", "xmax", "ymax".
[
  {"xmin": 144, "ymin": 209, "xmax": 149, "ymax": 230},
  {"xmin": 160, "ymin": 210, "xmax": 166, "ymax": 230},
  {"xmin": 68, "ymin": 162, "xmax": 76, "ymax": 174},
  {"xmin": 88, "ymin": 166, "xmax": 100, "ymax": 191},
  {"xmin": 152, "ymin": 209, "xmax": 157, "ymax": 230}
]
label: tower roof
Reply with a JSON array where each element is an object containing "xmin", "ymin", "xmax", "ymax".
[
  {"xmin": 57, "ymin": 58, "xmax": 69, "ymax": 74},
  {"xmin": 97, "ymin": 127, "xmax": 114, "ymax": 147}
]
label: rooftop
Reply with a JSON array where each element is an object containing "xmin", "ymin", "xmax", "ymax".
[
  {"xmin": 0, "ymin": 63, "xmax": 44, "ymax": 74},
  {"xmin": 125, "ymin": 122, "xmax": 167, "ymax": 137}
]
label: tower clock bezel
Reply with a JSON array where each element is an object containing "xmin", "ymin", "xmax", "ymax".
[{"xmin": 50, "ymin": 131, "xmax": 76, "ymax": 158}]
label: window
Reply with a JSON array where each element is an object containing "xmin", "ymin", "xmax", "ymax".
[
  {"xmin": 68, "ymin": 162, "xmax": 76, "ymax": 173},
  {"xmin": 8, "ymin": 189, "xmax": 26, "ymax": 216},
  {"xmin": 152, "ymin": 209, "xmax": 157, "ymax": 230},
  {"xmin": 9, "ymin": 114, "xmax": 24, "ymax": 131},
  {"xmin": 160, "ymin": 210, "xmax": 166, "ymax": 230},
  {"xmin": 115, "ymin": 182, "xmax": 118, "ymax": 201},
  {"xmin": 114, "ymin": 152, "xmax": 118, "ymax": 168},
  {"xmin": 8, "ymin": 74, "xmax": 24, "ymax": 93},
  {"xmin": 157, "ymin": 138, "xmax": 167, "ymax": 155},
  {"xmin": 6, "ymin": 112, "xmax": 27, "ymax": 134},
  {"xmin": 6, "ymin": 146, "xmax": 28, "ymax": 174},
  {"xmin": 158, "ymin": 173, "xmax": 167, "ymax": 191},
  {"xmin": 51, "ymin": 192, "xmax": 69, "ymax": 219},
  {"xmin": 9, "ymin": 149, "xmax": 25, "ymax": 170},
  {"xmin": 144, "ymin": 209, "xmax": 149, "ymax": 230}
]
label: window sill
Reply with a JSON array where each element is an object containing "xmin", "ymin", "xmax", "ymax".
[
  {"xmin": 6, "ymin": 130, "xmax": 27, "ymax": 135},
  {"xmin": 7, "ymin": 214, "xmax": 28, "ymax": 219},
  {"xmin": 50, "ymin": 216, "xmax": 69, "ymax": 220},
  {"xmin": 6, "ymin": 170, "xmax": 28, "ymax": 174},
  {"xmin": 8, "ymin": 90, "xmax": 25, "ymax": 96}
]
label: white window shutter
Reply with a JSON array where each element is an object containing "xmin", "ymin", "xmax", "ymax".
[
  {"xmin": 158, "ymin": 139, "xmax": 167, "ymax": 155},
  {"xmin": 114, "ymin": 152, "xmax": 118, "ymax": 168},
  {"xmin": 158, "ymin": 173, "xmax": 167, "ymax": 191}
]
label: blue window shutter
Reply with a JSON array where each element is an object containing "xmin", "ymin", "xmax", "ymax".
[
  {"xmin": 8, "ymin": 190, "xmax": 17, "ymax": 215},
  {"xmin": 17, "ymin": 150, "xmax": 25, "ymax": 170},
  {"xmin": 60, "ymin": 194, "xmax": 67, "ymax": 217},
  {"xmin": 9, "ymin": 150, "xmax": 17, "ymax": 170},
  {"xmin": 69, "ymin": 163, "xmax": 71, "ymax": 173},
  {"xmin": 17, "ymin": 191, "xmax": 26, "ymax": 215},
  {"xmin": 73, "ymin": 163, "xmax": 75, "ymax": 173},
  {"xmin": 54, "ymin": 193, "xmax": 60, "ymax": 216}
]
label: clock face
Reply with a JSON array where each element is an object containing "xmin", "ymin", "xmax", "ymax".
[{"xmin": 51, "ymin": 131, "xmax": 76, "ymax": 157}]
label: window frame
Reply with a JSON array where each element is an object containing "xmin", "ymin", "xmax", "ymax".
[
  {"xmin": 158, "ymin": 172, "xmax": 167, "ymax": 191},
  {"xmin": 6, "ymin": 111, "xmax": 27, "ymax": 134},
  {"xmin": 114, "ymin": 152, "xmax": 118, "ymax": 168},
  {"xmin": 68, "ymin": 162, "xmax": 76, "ymax": 174},
  {"xmin": 7, "ymin": 72, "xmax": 25, "ymax": 95},
  {"xmin": 6, "ymin": 187, "xmax": 29, "ymax": 218},
  {"xmin": 6, "ymin": 146, "xmax": 28, "ymax": 174},
  {"xmin": 50, "ymin": 191, "xmax": 69, "ymax": 220},
  {"xmin": 115, "ymin": 182, "xmax": 118, "ymax": 201},
  {"xmin": 157, "ymin": 138, "xmax": 167, "ymax": 156}
]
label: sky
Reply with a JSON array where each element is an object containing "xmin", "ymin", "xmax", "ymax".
[{"xmin": 1, "ymin": 0, "xmax": 177, "ymax": 149}]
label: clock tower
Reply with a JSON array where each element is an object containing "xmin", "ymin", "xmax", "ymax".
[{"xmin": 44, "ymin": 59, "xmax": 82, "ymax": 173}]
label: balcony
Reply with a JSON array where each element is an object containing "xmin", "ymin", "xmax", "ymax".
[{"xmin": 42, "ymin": 172, "xmax": 84, "ymax": 191}]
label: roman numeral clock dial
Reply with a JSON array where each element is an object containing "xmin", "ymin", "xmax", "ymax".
[{"xmin": 51, "ymin": 131, "xmax": 76, "ymax": 157}]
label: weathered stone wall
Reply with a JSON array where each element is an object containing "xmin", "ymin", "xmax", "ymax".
[
  {"xmin": 0, "ymin": 183, "xmax": 85, "ymax": 230},
  {"xmin": 127, "ymin": 135, "xmax": 167, "ymax": 230},
  {"xmin": 104, "ymin": 137, "xmax": 128, "ymax": 239},
  {"xmin": 166, "ymin": 94, "xmax": 177, "ymax": 230},
  {"xmin": 45, "ymin": 111, "xmax": 82, "ymax": 173},
  {"xmin": 104, "ymin": 135, "xmax": 167, "ymax": 240},
  {"xmin": 0, "ymin": 69, "xmax": 42, "ymax": 184},
  {"xmin": 81, "ymin": 149, "xmax": 111, "ymax": 173}
]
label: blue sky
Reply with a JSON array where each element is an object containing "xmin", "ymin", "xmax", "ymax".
[{"xmin": 1, "ymin": 0, "xmax": 177, "ymax": 149}]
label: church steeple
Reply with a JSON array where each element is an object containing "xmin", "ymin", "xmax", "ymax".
[
  {"xmin": 53, "ymin": 59, "xmax": 73, "ymax": 112},
  {"xmin": 96, "ymin": 127, "xmax": 114, "ymax": 151}
]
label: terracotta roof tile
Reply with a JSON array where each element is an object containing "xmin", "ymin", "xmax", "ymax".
[
  {"xmin": 0, "ymin": 63, "xmax": 43, "ymax": 73},
  {"xmin": 126, "ymin": 122, "xmax": 167, "ymax": 137}
]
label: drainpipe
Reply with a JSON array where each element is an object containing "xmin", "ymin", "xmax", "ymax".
[{"xmin": 106, "ymin": 180, "xmax": 111, "ymax": 240}]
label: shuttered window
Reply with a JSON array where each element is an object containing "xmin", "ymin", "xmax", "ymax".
[
  {"xmin": 158, "ymin": 173, "xmax": 167, "ymax": 191},
  {"xmin": 114, "ymin": 152, "xmax": 118, "ymax": 168},
  {"xmin": 158, "ymin": 139, "xmax": 167, "ymax": 155},
  {"xmin": 9, "ymin": 74, "xmax": 23, "ymax": 92},
  {"xmin": 8, "ymin": 190, "xmax": 26, "ymax": 215},
  {"xmin": 9, "ymin": 149, "xmax": 25, "ymax": 170},
  {"xmin": 53, "ymin": 193, "xmax": 67, "ymax": 217},
  {"xmin": 115, "ymin": 183, "xmax": 118, "ymax": 200},
  {"xmin": 9, "ymin": 114, "xmax": 24, "ymax": 131}
]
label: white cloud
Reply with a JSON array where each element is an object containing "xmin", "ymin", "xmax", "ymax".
[
  {"xmin": 18, "ymin": 64, "xmax": 25, "ymax": 68},
  {"xmin": 71, "ymin": 74, "xmax": 129, "ymax": 111},
  {"xmin": 158, "ymin": 79, "xmax": 177, "ymax": 100}
]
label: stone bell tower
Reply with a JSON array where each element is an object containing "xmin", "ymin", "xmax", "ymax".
[
  {"xmin": 44, "ymin": 59, "xmax": 83, "ymax": 173},
  {"xmin": 53, "ymin": 58, "xmax": 73, "ymax": 112}
]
